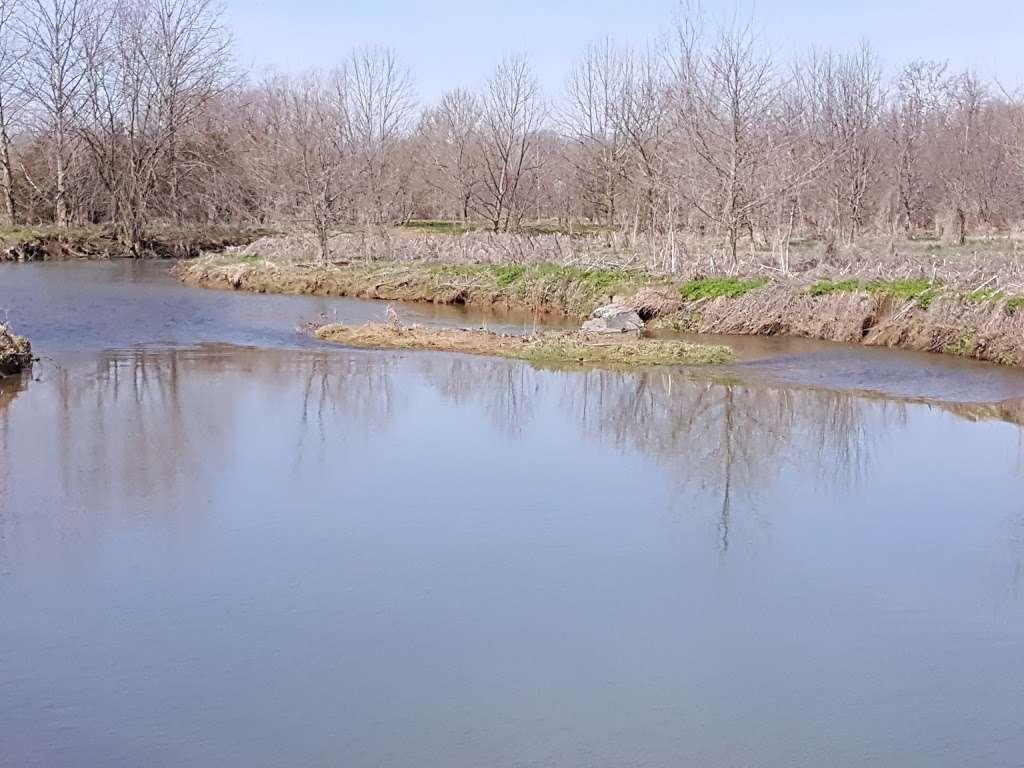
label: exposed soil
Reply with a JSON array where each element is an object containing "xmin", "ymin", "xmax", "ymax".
[{"xmin": 0, "ymin": 226, "xmax": 271, "ymax": 262}]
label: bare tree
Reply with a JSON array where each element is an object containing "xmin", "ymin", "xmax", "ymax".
[
  {"xmin": 562, "ymin": 38, "xmax": 629, "ymax": 227},
  {"xmin": 0, "ymin": 2, "xmax": 1020, "ymax": 253},
  {"xmin": 670, "ymin": 17, "xmax": 781, "ymax": 262},
  {"xmin": 74, "ymin": 0, "xmax": 232, "ymax": 251},
  {"xmin": 420, "ymin": 88, "xmax": 481, "ymax": 221},
  {"xmin": 618, "ymin": 47, "xmax": 670, "ymax": 240},
  {"xmin": 476, "ymin": 55, "xmax": 545, "ymax": 232},
  {"xmin": 151, "ymin": 0, "xmax": 234, "ymax": 222},
  {"xmin": 19, "ymin": 0, "xmax": 90, "ymax": 227},
  {"xmin": 0, "ymin": 0, "xmax": 22, "ymax": 225},
  {"xmin": 885, "ymin": 60, "xmax": 946, "ymax": 234},
  {"xmin": 345, "ymin": 46, "xmax": 415, "ymax": 224},
  {"xmin": 796, "ymin": 43, "xmax": 884, "ymax": 244}
]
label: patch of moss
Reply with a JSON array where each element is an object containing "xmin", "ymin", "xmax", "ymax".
[
  {"xmin": 532, "ymin": 263, "xmax": 649, "ymax": 290},
  {"xmin": 865, "ymin": 278, "xmax": 940, "ymax": 309},
  {"xmin": 946, "ymin": 331, "xmax": 976, "ymax": 356},
  {"xmin": 678, "ymin": 277, "xmax": 768, "ymax": 301},
  {"xmin": 1006, "ymin": 297, "xmax": 1024, "ymax": 316},
  {"xmin": 808, "ymin": 278, "xmax": 860, "ymax": 297},
  {"xmin": 495, "ymin": 265, "xmax": 526, "ymax": 287},
  {"xmin": 964, "ymin": 287, "xmax": 1006, "ymax": 303}
]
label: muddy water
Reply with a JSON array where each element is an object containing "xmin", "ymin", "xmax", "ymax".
[{"xmin": 2, "ymin": 262, "xmax": 1024, "ymax": 768}]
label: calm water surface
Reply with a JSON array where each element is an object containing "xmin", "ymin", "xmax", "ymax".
[{"xmin": 1, "ymin": 262, "xmax": 1023, "ymax": 767}]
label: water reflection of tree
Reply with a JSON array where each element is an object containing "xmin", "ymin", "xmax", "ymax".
[
  {"xmin": 9, "ymin": 343, "xmax": 1023, "ymax": 559},
  {"xmin": 42, "ymin": 348, "xmax": 233, "ymax": 516},
  {"xmin": 556, "ymin": 369, "xmax": 892, "ymax": 550},
  {"xmin": 295, "ymin": 350, "xmax": 401, "ymax": 464},
  {"xmin": 415, "ymin": 355, "xmax": 537, "ymax": 434},
  {"xmin": 0, "ymin": 374, "xmax": 28, "ymax": 506}
]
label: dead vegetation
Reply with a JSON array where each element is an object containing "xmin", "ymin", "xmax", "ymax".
[
  {"xmin": 0, "ymin": 323, "xmax": 32, "ymax": 376},
  {"xmin": 194, "ymin": 230, "xmax": 1024, "ymax": 290},
  {"xmin": 176, "ymin": 252, "xmax": 670, "ymax": 317},
  {"xmin": 174, "ymin": 230, "xmax": 1024, "ymax": 367},
  {"xmin": 646, "ymin": 284, "xmax": 1024, "ymax": 366},
  {"xmin": 0, "ymin": 226, "xmax": 270, "ymax": 262},
  {"xmin": 313, "ymin": 322, "xmax": 734, "ymax": 367}
]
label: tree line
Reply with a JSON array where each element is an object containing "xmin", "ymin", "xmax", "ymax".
[{"xmin": 2, "ymin": 0, "xmax": 1024, "ymax": 263}]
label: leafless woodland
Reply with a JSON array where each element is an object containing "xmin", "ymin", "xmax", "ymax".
[{"xmin": 2, "ymin": 0, "xmax": 1024, "ymax": 265}]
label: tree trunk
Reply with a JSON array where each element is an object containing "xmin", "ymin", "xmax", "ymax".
[
  {"xmin": 0, "ymin": 124, "xmax": 15, "ymax": 227},
  {"xmin": 55, "ymin": 125, "xmax": 69, "ymax": 228}
]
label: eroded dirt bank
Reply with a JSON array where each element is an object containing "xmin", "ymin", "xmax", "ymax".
[
  {"xmin": 1, "ymin": 226, "xmax": 270, "ymax": 261},
  {"xmin": 175, "ymin": 253, "xmax": 1024, "ymax": 368}
]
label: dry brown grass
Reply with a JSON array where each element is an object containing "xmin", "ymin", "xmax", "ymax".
[
  {"xmin": 313, "ymin": 322, "xmax": 734, "ymax": 367},
  {"xmin": 218, "ymin": 230, "xmax": 1024, "ymax": 292},
  {"xmin": 175, "ymin": 258, "xmax": 670, "ymax": 317},
  {"xmin": 176, "ymin": 230, "xmax": 1024, "ymax": 367}
]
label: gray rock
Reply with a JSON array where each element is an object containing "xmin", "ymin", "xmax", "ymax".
[{"xmin": 581, "ymin": 304, "xmax": 644, "ymax": 335}]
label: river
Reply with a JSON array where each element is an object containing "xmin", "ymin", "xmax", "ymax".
[{"xmin": 1, "ymin": 262, "xmax": 1023, "ymax": 767}]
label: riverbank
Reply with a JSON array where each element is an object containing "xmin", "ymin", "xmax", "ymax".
[
  {"xmin": 314, "ymin": 321, "xmax": 733, "ymax": 367},
  {"xmin": 0, "ymin": 225, "xmax": 270, "ymax": 261},
  {"xmin": 175, "ymin": 240, "xmax": 1024, "ymax": 367}
]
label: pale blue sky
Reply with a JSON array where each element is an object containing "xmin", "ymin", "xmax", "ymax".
[{"xmin": 223, "ymin": 0, "xmax": 1023, "ymax": 100}]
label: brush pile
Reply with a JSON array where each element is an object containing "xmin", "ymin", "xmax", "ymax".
[{"xmin": 0, "ymin": 323, "xmax": 32, "ymax": 376}]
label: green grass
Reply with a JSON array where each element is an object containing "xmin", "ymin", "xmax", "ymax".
[
  {"xmin": 678, "ymin": 277, "xmax": 768, "ymax": 301},
  {"xmin": 533, "ymin": 263, "xmax": 647, "ymax": 290},
  {"xmin": 1006, "ymin": 297, "xmax": 1024, "ymax": 316},
  {"xmin": 523, "ymin": 337, "xmax": 734, "ymax": 366},
  {"xmin": 964, "ymin": 287, "xmax": 1006, "ymax": 303},
  {"xmin": 865, "ymin": 278, "xmax": 941, "ymax": 309},
  {"xmin": 428, "ymin": 263, "xmax": 650, "ymax": 292},
  {"xmin": 808, "ymin": 278, "xmax": 860, "ymax": 297},
  {"xmin": 495, "ymin": 265, "xmax": 526, "ymax": 287},
  {"xmin": 428, "ymin": 264, "xmax": 497, "ymax": 279}
]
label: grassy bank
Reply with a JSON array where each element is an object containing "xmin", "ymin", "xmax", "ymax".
[
  {"xmin": 174, "ymin": 233, "xmax": 1024, "ymax": 367},
  {"xmin": 314, "ymin": 322, "xmax": 733, "ymax": 367},
  {"xmin": 175, "ymin": 256, "xmax": 670, "ymax": 317}
]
